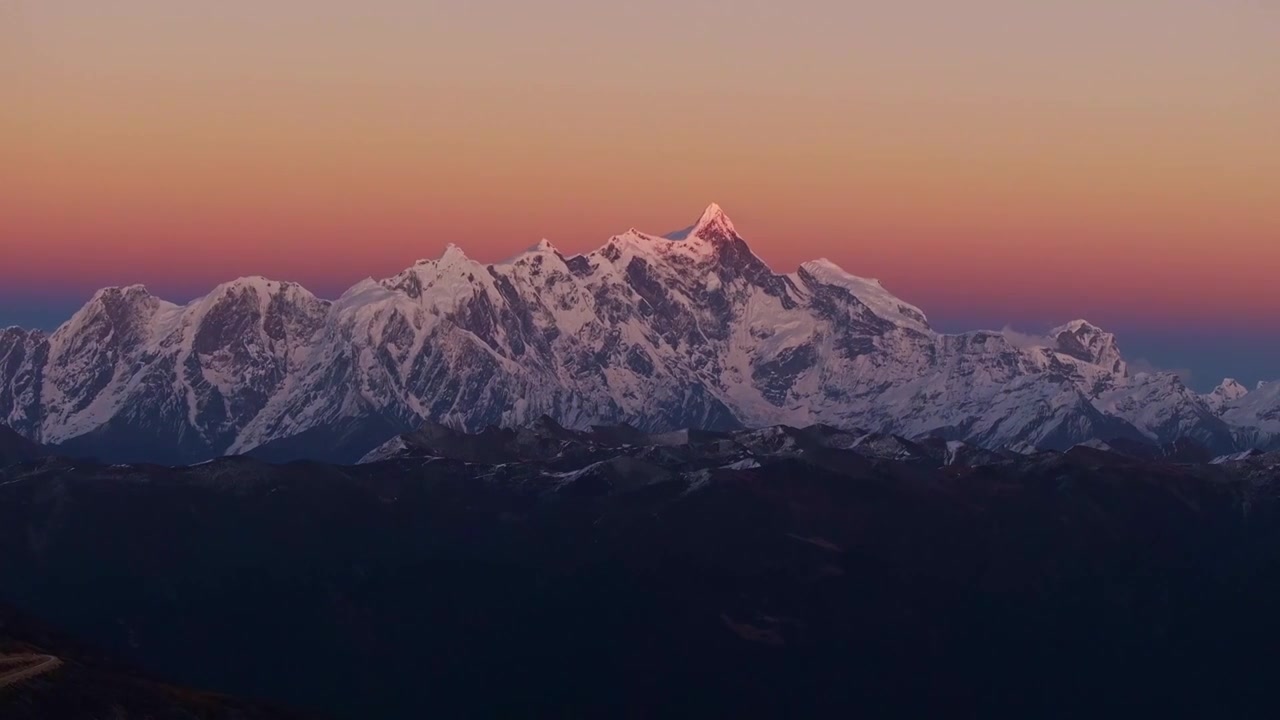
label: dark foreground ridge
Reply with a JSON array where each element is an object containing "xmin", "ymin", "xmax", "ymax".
[
  {"xmin": 2, "ymin": 421, "xmax": 1280, "ymax": 717},
  {"xmin": 0, "ymin": 602, "xmax": 315, "ymax": 719}
]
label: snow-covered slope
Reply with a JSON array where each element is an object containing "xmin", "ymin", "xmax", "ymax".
[
  {"xmin": 1219, "ymin": 381, "xmax": 1280, "ymax": 451},
  {"xmin": 7, "ymin": 280, "xmax": 329, "ymax": 463},
  {"xmin": 0, "ymin": 327, "xmax": 47, "ymax": 439},
  {"xmin": 1, "ymin": 204, "xmax": 1271, "ymax": 463},
  {"xmin": 1205, "ymin": 378, "xmax": 1250, "ymax": 413},
  {"xmin": 1095, "ymin": 372, "xmax": 1236, "ymax": 450}
]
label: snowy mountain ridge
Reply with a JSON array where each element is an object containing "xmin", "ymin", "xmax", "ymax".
[{"xmin": 2, "ymin": 204, "xmax": 1275, "ymax": 464}]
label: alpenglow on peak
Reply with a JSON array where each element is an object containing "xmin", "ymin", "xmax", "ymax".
[
  {"xmin": 1, "ymin": 201, "xmax": 1275, "ymax": 467},
  {"xmin": 692, "ymin": 202, "xmax": 737, "ymax": 239},
  {"xmin": 664, "ymin": 203, "xmax": 738, "ymax": 242}
]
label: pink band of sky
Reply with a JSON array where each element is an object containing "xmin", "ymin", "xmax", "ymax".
[{"xmin": 2, "ymin": 1, "xmax": 1278, "ymax": 336}]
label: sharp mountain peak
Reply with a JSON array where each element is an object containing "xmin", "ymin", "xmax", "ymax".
[{"xmin": 0, "ymin": 203, "xmax": 1274, "ymax": 465}]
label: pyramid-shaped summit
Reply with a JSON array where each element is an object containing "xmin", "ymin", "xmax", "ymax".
[
  {"xmin": 691, "ymin": 203, "xmax": 737, "ymax": 240},
  {"xmin": 664, "ymin": 203, "xmax": 737, "ymax": 242},
  {"xmin": 0, "ymin": 202, "xmax": 1274, "ymax": 465}
]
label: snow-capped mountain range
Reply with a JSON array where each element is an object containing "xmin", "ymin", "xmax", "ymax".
[{"xmin": 1, "ymin": 204, "xmax": 1275, "ymax": 464}]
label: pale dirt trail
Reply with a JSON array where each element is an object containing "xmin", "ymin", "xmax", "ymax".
[{"xmin": 0, "ymin": 654, "xmax": 62, "ymax": 689}]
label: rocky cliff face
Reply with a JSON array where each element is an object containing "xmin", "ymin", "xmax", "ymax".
[{"xmin": 1, "ymin": 205, "xmax": 1271, "ymax": 463}]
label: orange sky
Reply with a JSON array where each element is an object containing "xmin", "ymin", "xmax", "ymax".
[{"xmin": 2, "ymin": 1, "xmax": 1278, "ymax": 347}]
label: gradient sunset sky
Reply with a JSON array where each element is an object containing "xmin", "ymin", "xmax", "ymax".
[{"xmin": 3, "ymin": 1, "xmax": 1277, "ymax": 386}]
